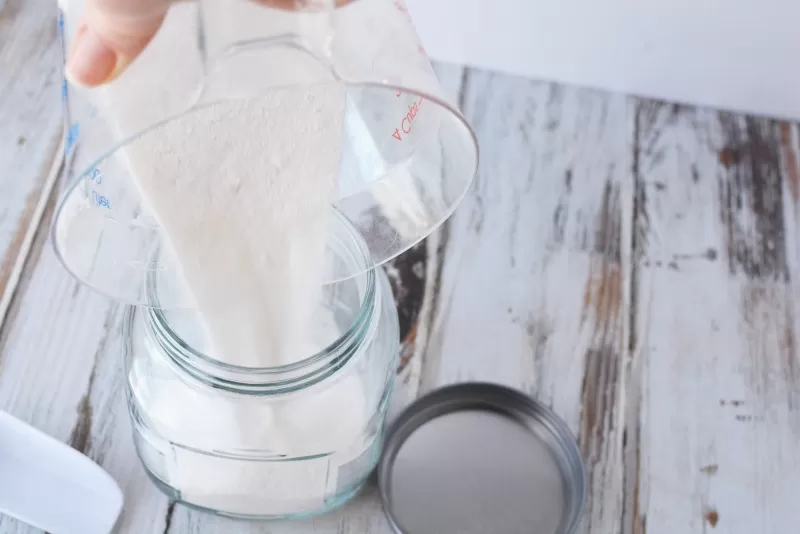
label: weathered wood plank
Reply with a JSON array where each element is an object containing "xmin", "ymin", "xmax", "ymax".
[
  {"xmin": 631, "ymin": 102, "xmax": 800, "ymax": 534},
  {"xmin": 0, "ymin": 0, "xmax": 63, "ymax": 327},
  {"xmin": 0, "ymin": 180, "xmax": 122, "ymax": 534},
  {"xmin": 0, "ymin": 4, "xmax": 169, "ymax": 532},
  {"xmin": 419, "ymin": 71, "xmax": 635, "ymax": 533},
  {"xmin": 384, "ymin": 62, "xmax": 467, "ymax": 412}
]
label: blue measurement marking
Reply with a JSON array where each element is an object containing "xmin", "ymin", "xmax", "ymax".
[
  {"xmin": 92, "ymin": 190, "xmax": 111, "ymax": 209},
  {"xmin": 58, "ymin": 10, "xmax": 79, "ymax": 159},
  {"xmin": 65, "ymin": 122, "xmax": 79, "ymax": 156}
]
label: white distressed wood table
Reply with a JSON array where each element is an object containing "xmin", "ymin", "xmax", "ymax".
[{"xmin": 2, "ymin": 2, "xmax": 799, "ymax": 533}]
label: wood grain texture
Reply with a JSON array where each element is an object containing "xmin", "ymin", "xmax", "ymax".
[
  {"xmin": 0, "ymin": 170, "xmax": 123, "ymax": 534},
  {"xmin": 630, "ymin": 103, "xmax": 800, "ymax": 534},
  {"xmin": 421, "ymin": 71, "xmax": 635, "ymax": 534},
  {"xmin": 384, "ymin": 62, "xmax": 468, "ymax": 413},
  {"xmin": 0, "ymin": 0, "xmax": 63, "ymax": 327}
]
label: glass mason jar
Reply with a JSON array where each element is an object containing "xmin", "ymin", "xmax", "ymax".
[{"xmin": 122, "ymin": 214, "xmax": 400, "ymax": 519}]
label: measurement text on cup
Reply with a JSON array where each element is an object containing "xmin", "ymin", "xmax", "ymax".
[
  {"xmin": 89, "ymin": 168, "xmax": 111, "ymax": 209},
  {"xmin": 391, "ymin": 96, "xmax": 425, "ymax": 141}
]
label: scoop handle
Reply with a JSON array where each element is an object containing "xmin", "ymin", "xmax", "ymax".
[{"xmin": 0, "ymin": 411, "xmax": 123, "ymax": 534}]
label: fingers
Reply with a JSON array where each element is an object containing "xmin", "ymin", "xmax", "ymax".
[
  {"xmin": 66, "ymin": 0, "xmax": 172, "ymax": 87},
  {"xmin": 66, "ymin": 0, "xmax": 354, "ymax": 88}
]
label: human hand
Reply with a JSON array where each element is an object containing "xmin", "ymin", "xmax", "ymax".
[{"xmin": 66, "ymin": 0, "xmax": 348, "ymax": 88}]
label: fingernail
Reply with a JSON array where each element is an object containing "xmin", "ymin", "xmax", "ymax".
[{"xmin": 66, "ymin": 25, "xmax": 118, "ymax": 87}]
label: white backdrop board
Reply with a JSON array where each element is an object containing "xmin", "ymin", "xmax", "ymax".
[{"xmin": 407, "ymin": 0, "xmax": 800, "ymax": 121}]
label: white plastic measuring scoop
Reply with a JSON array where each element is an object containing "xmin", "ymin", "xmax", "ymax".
[{"xmin": 0, "ymin": 411, "xmax": 123, "ymax": 534}]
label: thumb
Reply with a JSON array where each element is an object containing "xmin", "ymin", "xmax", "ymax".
[
  {"xmin": 66, "ymin": 1, "xmax": 353, "ymax": 88},
  {"xmin": 66, "ymin": 0, "xmax": 173, "ymax": 87}
]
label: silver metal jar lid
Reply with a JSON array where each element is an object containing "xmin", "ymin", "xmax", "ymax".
[{"xmin": 377, "ymin": 383, "xmax": 586, "ymax": 534}]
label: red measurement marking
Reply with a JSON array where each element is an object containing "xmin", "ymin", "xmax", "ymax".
[
  {"xmin": 390, "ymin": 97, "xmax": 425, "ymax": 141},
  {"xmin": 393, "ymin": 0, "xmax": 427, "ymax": 58}
]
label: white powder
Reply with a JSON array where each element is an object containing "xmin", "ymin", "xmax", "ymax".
[
  {"xmin": 104, "ymin": 6, "xmax": 344, "ymax": 368},
  {"xmin": 130, "ymin": 312, "xmax": 369, "ymax": 515},
  {"xmin": 100, "ymin": 3, "xmax": 370, "ymax": 513},
  {"xmin": 124, "ymin": 92, "xmax": 343, "ymax": 368}
]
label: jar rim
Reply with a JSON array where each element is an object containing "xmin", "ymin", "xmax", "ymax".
[{"xmin": 141, "ymin": 211, "xmax": 380, "ymax": 394}]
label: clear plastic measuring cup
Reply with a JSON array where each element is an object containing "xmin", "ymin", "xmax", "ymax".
[{"xmin": 53, "ymin": 0, "xmax": 478, "ymax": 307}]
